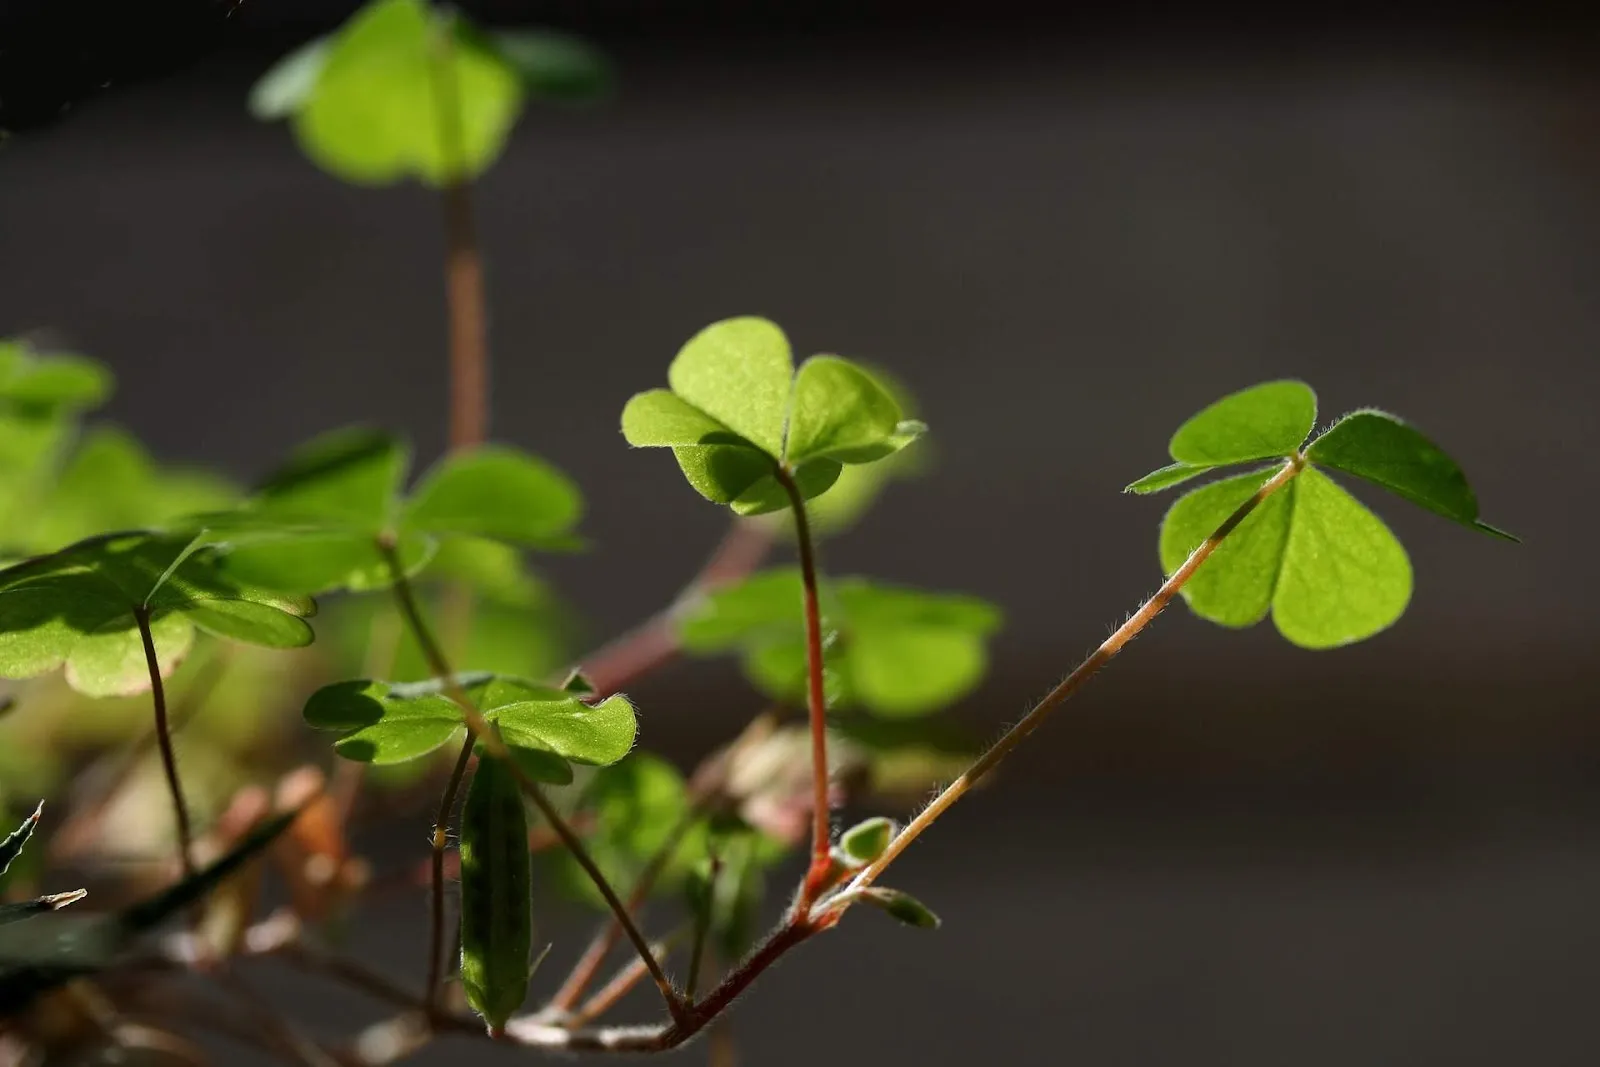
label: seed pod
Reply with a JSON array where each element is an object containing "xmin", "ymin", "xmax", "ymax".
[{"xmin": 458, "ymin": 752, "xmax": 532, "ymax": 1035}]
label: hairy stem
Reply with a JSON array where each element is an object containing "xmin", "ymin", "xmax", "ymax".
[
  {"xmin": 831, "ymin": 459, "xmax": 1302, "ymax": 903},
  {"xmin": 773, "ymin": 469, "xmax": 833, "ymax": 905},
  {"xmin": 134, "ymin": 609, "xmax": 194, "ymax": 878},
  {"xmin": 549, "ymin": 808, "xmax": 697, "ymax": 1012},
  {"xmin": 424, "ymin": 735, "xmax": 474, "ymax": 1012},
  {"xmin": 378, "ymin": 542, "xmax": 684, "ymax": 1023}
]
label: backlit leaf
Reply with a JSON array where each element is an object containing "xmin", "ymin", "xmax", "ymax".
[{"xmin": 1168, "ymin": 380, "xmax": 1316, "ymax": 466}]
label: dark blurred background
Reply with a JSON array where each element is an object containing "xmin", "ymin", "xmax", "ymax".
[{"xmin": 3, "ymin": 1, "xmax": 1600, "ymax": 1063}]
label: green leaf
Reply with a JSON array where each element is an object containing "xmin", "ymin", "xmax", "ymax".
[
  {"xmin": 0, "ymin": 803, "xmax": 42, "ymax": 876},
  {"xmin": 290, "ymin": 0, "xmax": 523, "ymax": 186},
  {"xmin": 1306, "ymin": 409, "xmax": 1514, "ymax": 540},
  {"xmin": 1158, "ymin": 465, "xmax": 1412, "ymax": 648},
  {"xmin": 1125, "ymin": 461, "xmax": 1214, "ymax": 495},
  {"xmin": 621, "ymin": 390, "xmax": 736, "ymax": 447},
  {"xmin": 1168, "ymin": 380, "xmax": 1316, "ymax": 466},
  {"xmin": 667, "ymin": 318, "xmax": 793, "ymax": 458},
  {"xmin": 0, "ymin": 341, "xmax": 112, "ymax": 413},
  {"xmin": 837, "ymin": 816, "xmax": 893, "ymax": 865},
  {"xmin": 543, "ymin": 753, "xmax": 690, "ymax": 907},
  {"xmin": 303, "ymin": 673, "xmax": 635, "ymax": 776},
  {"xmin": 0, "ymin": 533, "xmax": 315, "ymax": 697},
  {"xmin": 1272, "ymin": 468, "xmax": 1412, "ymax": 649},
  {"xmin": 487, "ymin": 30, "xmax": 611, "ymax": 100},
  {"xmin": 680, "ymin": 570, "xmax": 1001, "ymax": 717},
  {"xmin": 785, "ymin": 356, "xmax": 907, "ymax": 466},
  {"xmin": 458, "ymin": 751, "xmax": 532, "ymax": 1033},
  {"xmin": 248, "ymin": 36, "xmax": 332, "ymax": 120},
  {"xmin": 252, "ymin": 428, "xmax": 407, "ymax": 529},
  {"xmin": 858, "ymin": 886, "xmax": 940, "ymax": 929},
  {"xmin": 1159, "ymin": 468, "xmax": 1295, "ymax": 628},
  {"xmin": 404, "ymin": 446, "xmax": 582, "ymax": 549}
]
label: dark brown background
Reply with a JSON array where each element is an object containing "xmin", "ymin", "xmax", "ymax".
[{"xmin": 2, "ymin": 2, "xmax": 1598, "ymax": 1063}]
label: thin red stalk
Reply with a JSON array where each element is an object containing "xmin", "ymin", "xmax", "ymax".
[
  {"xmin": 833, "ymin": 459, "xmax": 1303, "ymax": 901},
  {"xmin": 773, "ymin": 469, "xmax": 832, "ymax": 905},
  {"xmin": 135, "ymin": 608, "xmax": 194, "ymax": 878}
]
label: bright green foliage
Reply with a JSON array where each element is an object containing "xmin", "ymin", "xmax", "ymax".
[
  {"xmin": 836, "ymin": 816, "xmax": 893, "ymax": 865},
  {"xmin": 1306, "ymin": 409, "xmax": 1517, "ymax": 540},
  {"xmin": 1137, "ymin": 382, "xmax": 1507, "ymax": 648},
  {"xmin": 302, "ymin": 671, "xmax": 634, "ymax": 783},
  {"xmin": 250, "ymin": 0, "xmax": 609, "ymax": 186},
  {"xmin": 679, "ymin": 568, "xmax": 1000, "ymax": 716},
  {"xmin": 218, "ymin": 430, "xmax": 581, "ymax": 594},
  {"xmin": 858, "ymin": 886, "xmax": 940, "ymax": 930},
  {"xmin": 795, "ymin": 365, "xmax": 928, "ymax": 537},
  {"xmin": 621, "ymin": 318, "xmax": 925, "ymax": 516},
  {"xmin": 458, "ymin": 752, "xmax": 532, "ymax": 1033},
  {"xmin": 543, "ymin": 753, "xmax": 690, "ymax": 906},
  {"xmin": 687, "ymin": 821, "xmax": 782, "ymax": 961},
  {"xmin": 0, "ymin": 533, "xmax": 315, "ymax": 696},
  {"xmin": 14, "ymin": 427, "xmax": 238, "ymax": 555},
  {"xmin": 0, "ymin": 810, "xmax": 295, "ymax": 1013},
  {"xmin": 0, "ymin": 342, "xmax": 111, "ymax": 414}
]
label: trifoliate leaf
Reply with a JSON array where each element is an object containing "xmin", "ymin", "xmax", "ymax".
[
  {"xmin": 1129, "ymin": 380, "xmax": 1314, "ymax": 493},
  {"xmin": 303, "ymin": 672, "xmax": 635, "ymax": 779},
  {"xmin": 0, "ymin": 533, "xmax": 315, "ymax": 697},
  {"xmin": 679, "ymin": 569, "xmax": 1000, "ymax": 717},
  {"xmin": 858, "ymin": 886, "xmax": 939, "ymax": 929},
  {"xmin": 1306, "ymin": 409, "xmax": 1515, "ymax": 540},
  {"xmin": 1159, "ymin": 465, "xmax": 1412, "ymax": 648},
  {"xmin": 622, "ymin": 317, "xmax": 921, "ymax": 516},
  {"xmin": 219, "ymin": 430, "xmax": 582, "ymax": 594},
  {"xmin": 288, "ymin": 0, "xmax": 523, "ymax": 186}
]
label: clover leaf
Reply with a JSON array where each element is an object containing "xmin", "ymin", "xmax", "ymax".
[
  {"xmin": 678, "ymin": 568, "xmax": 1000, "ymax": 717},
  {"xmin": 0, "ymin": 532, "xmax": 315, "ymax": 697},
  {"xmin": 621, "ymin": 318, "xmax": 926, "ymax": 516},
  {"xmin": 302, "ymin": 671, "xmax": 635, "ymax": 785},
  {"xmin": 0, "ymin": 341, "xmax": 111, "ymax": 415},
  {"xmin": 1132, "ymin": 381, "xmax": 1511, "ymax": 649},
  {"xmin": 216, "ymin": 429, "xmax": 581, "ymax": 595},
  {"xmin": 250, "ymin": 0, "xmax": 610, "ymax": 186}
]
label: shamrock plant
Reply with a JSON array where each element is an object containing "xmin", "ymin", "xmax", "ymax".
[{"xmin": 0, "ymin": 0, "xmax": 1516, "ymax": 1063}]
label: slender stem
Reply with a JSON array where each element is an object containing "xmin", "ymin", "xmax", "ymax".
[
  {"xmin": 773, "ymin": 469, "xmax": 833, "ymax": 904},
  {"xmin": 569, "ymin": 930, "xmax": 683, "ymax": 1027},
  {"xmin": 549, "ymin": 807, "xmax": 698, "ymax": 1011},
  {"xmin": 830, "ymin": 459, "xmax": 1303, "ymax": 903},
  {"xmin": 424, "ymin": 735, "xmax": 475, "ymax": 1012},
  {"xmin": 430, "ymin": 14, "xmax": 489, "ymax": 452},
  {"xmin": 135, "ymin": 609, "xmax": 194, "ymax": 878},
  {"xmin": 378, "ymin": 542, "xmax": 684, "ymax": 1023}
]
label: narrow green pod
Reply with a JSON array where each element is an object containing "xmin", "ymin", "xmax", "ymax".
[{"xmin": 459, "ymin": 751, "xmax": 532, "ymax": 1034}]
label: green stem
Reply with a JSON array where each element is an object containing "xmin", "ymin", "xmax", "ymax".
[
  {"xmin": 772, "ymin": 468, "xmax": 833, "ymax": 907},
  {"xmin": 826, "ymin": 458, "xmax": 1304, "ymax": 907},
  {"xmin": 377, "ymin": 541, "xmax": 685, "ymax": 1025},
  {"xmin": 134, "ymin": 608, "xmax": 194, "ymax": 878},
  {"xmin": 424, "ymin": 735, "xmax": 474, "ymax": 1012}
]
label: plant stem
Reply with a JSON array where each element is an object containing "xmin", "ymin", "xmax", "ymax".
[
  {"xmin": 430, "ymin": 14, "xmax": 488, "ymax": 453},
  {"xmin": 378, "ymin": 541, "xmax": 684, "ymax": 1023},
  {"xmin": 772, "ymin": 469, "xmax": 833, "ymax": 905},
  {"xmin": 424, "ymin": 735, "xmax": 474, "ymax": 1012},
  {"xmin": 135, "ymin": 609, "xmax": 194, "ymax": 878},
  {"xmin": 548, "ymin": 808, "xmax": 697, "ymax": 1012},
  {"xmin": 830, "ymin": 459, "xmax": 1302, "ymax": 903}
]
